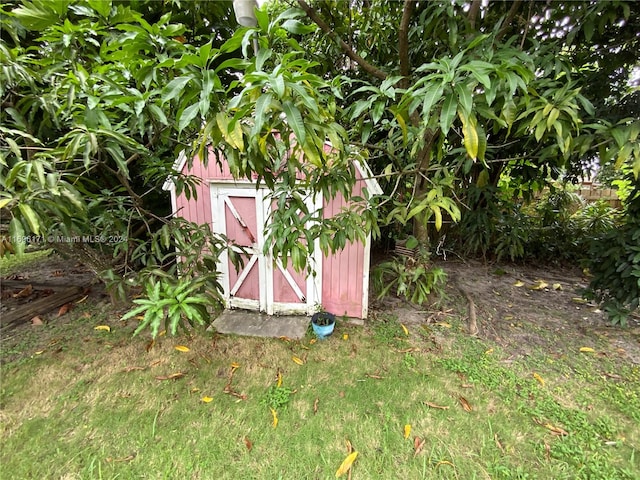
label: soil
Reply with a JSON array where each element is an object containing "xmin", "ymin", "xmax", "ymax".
[
  {"xmin": 370, "ymin": 258, "xmax": 640, "ymax": 365},
  {"xmin": 2, "ymin": 255, "xmax": 639, "ymax": 365}
]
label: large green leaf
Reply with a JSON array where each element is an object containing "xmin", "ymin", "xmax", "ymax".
[
  {"xmin": 439, "ymin": 93, "xmax": 457, "ymax": 134},
  {"xmin": 282, "ymin": 100, "xmax": 305, "ymax": 145},
  {"xmin": 177, "ymin": 103, "xmax": 200, "ymax": 132}
]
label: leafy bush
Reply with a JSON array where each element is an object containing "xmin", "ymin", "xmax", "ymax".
[
  {"xmin": 114, "ymin": 219, "xmax": 243, "ymax": 337},
  {"xmin": 372, "ymin": 244, "xmax": 447, "ymax": 306},
  {"xmin": 584, "ymin": 176, "xmax": 640, "ymax": 325}
]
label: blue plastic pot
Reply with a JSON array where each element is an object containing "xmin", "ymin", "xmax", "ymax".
[{"xmin": 311, "ymin": 312, "xmax": 336, "ymax": 339}]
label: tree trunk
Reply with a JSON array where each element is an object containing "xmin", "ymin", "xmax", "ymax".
[{"xmin": 412, "ymin": 130, "xmax": 436, "ymax": 245}]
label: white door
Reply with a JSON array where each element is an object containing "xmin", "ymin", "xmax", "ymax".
[{"xmin": 211, "ymin": 184, "xmax": 321, "ymax": 315}]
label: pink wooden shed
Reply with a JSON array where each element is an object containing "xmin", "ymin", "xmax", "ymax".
[{"xmin": 164, "ymin": 147, "xmax": 381, "ymax": 319}]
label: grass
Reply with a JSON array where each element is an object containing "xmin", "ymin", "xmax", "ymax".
[{"xmin": 1, "ymin": 308, "xmax": 639, "ymax": 479}]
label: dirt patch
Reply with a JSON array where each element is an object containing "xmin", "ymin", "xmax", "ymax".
[
  {"xmin": 2, "ymin": 255, "xmax": 639, "ymax": 366},
  {"xmin": 371, "ymin": 259, "xmax": 640, "ymax": 365}
]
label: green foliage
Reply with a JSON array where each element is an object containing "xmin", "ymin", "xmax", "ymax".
[
  {"xmin": 121, "ymin": 277, "xmax": 216, "ymax": 338},
  {"xmin": 453, "ymin": 183, "xmax": 622, "ymax": 264},
  {"xmin": 372, "ymin": 249, "xmax": 447, "ymax": 306},
  {"xmin": 261, "ymin": 384, "xmax": 294, "ymax": 411},
  {"xmin": 585, "ymin": 176, "xmax": 640, "ymax": 325},
  {"xmin": 114, "ymin": 219, "xmax": 237, "ymax": 337}
]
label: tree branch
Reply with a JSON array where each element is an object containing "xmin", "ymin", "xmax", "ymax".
[
  {"xmin": 496, "ymin": 0, "xmax": 523, "ymax": 42},
  {"xmin": 467, "ymin": 0, "xmax": 481, "ymax": 30},
  {"xmin": 297, "ymin": 0, "xmax": 388, "ymax": 80},
  {"xmin": 399, "ymin": 0, "xmax": 416, "ymax": 89}
]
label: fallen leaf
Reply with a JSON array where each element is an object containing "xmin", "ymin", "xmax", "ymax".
[
  {"xmin": 345, "ymin": 439, "xmax": 353, "ymax": 454},
  {"xmin": 313, "ymin": 397, "xmax": 319, "ymax": 414},
  {"xmin": 404, "ymin": 424, "xmax": 411, "ymax": 439},
  {"xmin": 270, "ymin": 408, "xmax": 278, "ymax": 429},
  {"xmin": 485, "ymin": 348, "xmax": 494, "ymax": 355},
  {"xmin": 105, "ymin": 453, "xmax": 136, "ymax": 463},
  {"xmin": 175, "ymin": 345, "xmax": 190, "ymax": 352},
  {"xmin": 145, "ymin": 339, "xmax": 155, "ymax": 352},
  {"xmin": 458, "ymin": 396, "xmax": 473, "ymax": 412},
  {"xmin": 436, "ymin": 460, "xmax": 455, "ymax": 469},
  {"xmin": 201, "ymin": 396, "xmax": 213, "ymax": 403},
  {"xmin": 309, "ymin": 338, "xmax": 317, "ymax": 345},
  {"xmin": 57, "ymin": 303, "xmax": 71, "ymax": 317},
  {"xmin": 552, "ymin": 283, "xmax": 562, "ymax": 291},
  {"xmin": 155, "ymin": 372, "xmax": 186, "ymax": 381},
  {"xmin": 365, "ymin": 373, "xmax": 384, "ymax": 379},
  {"xmin": 13, "ymin": 284, "xmax": 33, "ymax": 298},
  {"xmin": 292, "ymin": 356, "xmax": 305, "ymax": 365},
  {"xmin": 571, "ymin": 297, "xmax": 587, "ymax": 304},
  {"xmin": 94, "ymin": 325, "xmax": 111, "ymax": 332},
  {"xmin": 190, "ymin": 387, "xmax": 200, "ymax": 393},
  {"xmin": 34, "ymin": 350, "xmax": 44, "ymax": 355},
  {"xmin": 401, "ymin": 323, "xmax": 409, "ymax": 336},
  {"xmin": 230, "ymin": 362, "xmax": 240, "ymax": 370},
  {"xmin": 435, "ymin": 322, "xmax": 451, "ymax": 328},
  {"xmin": 544, "ymin": 442, "xmax": 551, "ymax": 461},
  {"xmin": 528, "ymin": 280, "xmax": 549, "ymax": 290},
  {"xmin": 343, "ymin": 334, "xmax": 349, "ymax": 340},
  {"xmin": 122, "ymin": 366, "xmax": 146, "ymax": 372},
  {"xmin": 544, "ymin": 423, "xmax": 568, "ymax": 436},
  {"xmin": 579, "ymin": 347, "xmax": 595, "ymax": 353},
  {"xmin": 276, "ymin": 371, "xmax": 283, "ymax": 387},
  {"xmin": 278, "ymin": 336, "xmax": 292, "ymax": 342},
  {"xmin": 413, "ymin": 437, "xmax": 426, "ymax": 456},
  {"xmin": 31, "ymin": 316, "xmax": 43, "ymax": 326},
  {"xmin": 533, "ymin": 372, "xmax": 545, "ymax": 386},
  {"xmin": 244, "ymin": 436, "xmax": 252, "ymax": 451},
  {"xmin": 75, "ymin": 294, "xmax": 89, "ymax": 304},
  {"xmin": 335, "ymin": 451, "xmax": 358, "ymax": 477},
  {"xmin": 423, "ymin": 401, "xmax": 449, "ymax": 410},
  {"xmin": 513, "ymin": 280, "xmax": 525, "ymax": 287}
]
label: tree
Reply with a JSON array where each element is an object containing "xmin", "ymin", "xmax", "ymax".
[{"xmin": 289, "ymin": 0, "xmax": 639, "ymax": 245}]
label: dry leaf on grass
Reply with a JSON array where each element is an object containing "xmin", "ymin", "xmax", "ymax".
[
  {"xmin": 201, "ymin": 396, "xmax": 213, "ymax": 403},
  {"xmin": 404, "ymin": 424, "xmax": 411, "ymax": 439},
  {"xmin": 292, "ymin": 356, "xmax": 305, "ymax": 365},
  {"xmin": 579, "ymin": 347, "xmax": 595, "ymax": 353},
  {"xmin": 413, "ymin": 437, "xmax": 426, "ymax": 456},
  {"xmin": 244, "ymin": 436, "xmax": 252, "ymax": 451},
  {"xmin": 94, "ymin": 325, "xmax": 111, "ymax": 332},
  {"xmin": 175, "ymin": 345, "xmax": 190, "ymax": 352},
  {"xmin": 31, "ymin": 316, "xmax": 43, "ymax": 325},
  {"xmin": 313, "ymin": 397, "xmax": 319, "ymax": 414},
  {"xmin": 423, "ymin": 401, "xmax": 450, "ymax": 410},
  {"xmin": 401, "ymin": 323, "xmax": 409, "ymax": 336},
  {"xmin": 270, "ymin": 408, "xmax": 278, "ymax": 429},
  {"xmin": 155, "ymin": 372, "xmax": 186, "ymax": 381},
  {"xmin": 533, "ymin": 372, "xmax": 545, "ymax": 386},
  {"xmin": 458, "ymin": 396, "xmax": 473, "ymax": 412},
  {"xmin": 335, "ymin": 451, "xmax": 358, "ymax": 477}
]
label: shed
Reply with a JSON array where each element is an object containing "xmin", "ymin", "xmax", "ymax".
[{"xmin": 164, "ymin": 147, "xmax": 381, "ymax": 319}]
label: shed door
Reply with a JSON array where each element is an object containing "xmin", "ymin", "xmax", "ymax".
[{"xmin": 211, "ymin": 185, "xmax": 320, "ymax": 315}]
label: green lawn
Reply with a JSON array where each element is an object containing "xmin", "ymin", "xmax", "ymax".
[{"xmin": 1, "ymin": 305, "xmax": 638, "ymax": 479}]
